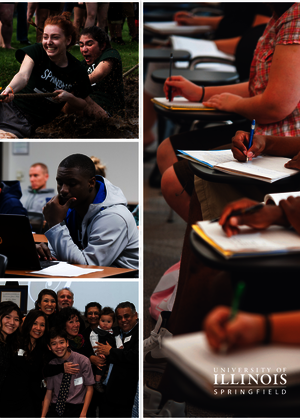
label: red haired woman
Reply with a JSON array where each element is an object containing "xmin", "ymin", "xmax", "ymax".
[{"xmin": 0, "ymin": 12, "xmax": 91, "ymax": 138}]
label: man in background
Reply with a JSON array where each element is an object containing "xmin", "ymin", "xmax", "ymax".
[{"xmin": 21, "ymin": 163, "xmax": 55, "ymax": 213}]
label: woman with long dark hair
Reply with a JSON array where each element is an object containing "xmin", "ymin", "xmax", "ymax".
[
  {"xmin": 0, "ymin": 301, "xmax": 22, "ymax": 410},
  {"xmin": 3, "ymin": 310, "xmax": 49, "ymax": 417},
  {"xmin": 34, "ymin": 288, "xmax": 58, "ymax": 328}
]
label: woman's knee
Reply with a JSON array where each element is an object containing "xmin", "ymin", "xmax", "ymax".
[
  {"xmin": 161, "ymin": 166, "xmax": 180, "ymax": 198},
  {"xmin": 157, "ymin": 137, "xmax": 172, "ymax": 173}
]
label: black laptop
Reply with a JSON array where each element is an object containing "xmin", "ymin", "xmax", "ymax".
[{"xmin": 0, "ymin": 214, "xmax": 59, "ymax": 270}]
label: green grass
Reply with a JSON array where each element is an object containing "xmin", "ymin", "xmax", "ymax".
[{"xmin": 0, "ymin": 17, "xmax": 139, "ymax": 88}]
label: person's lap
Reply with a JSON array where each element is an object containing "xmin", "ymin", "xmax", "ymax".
[{"xmin": 170, "ymin": 120, "xmax": 249, "ymax": 196}]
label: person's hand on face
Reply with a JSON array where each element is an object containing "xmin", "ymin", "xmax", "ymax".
[{"xmin": 43, "ymin": 195, "xmax": 76, "ymax": 229}]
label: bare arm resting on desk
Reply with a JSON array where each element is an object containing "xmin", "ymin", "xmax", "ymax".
[{"xmin": 204, "ymin": 306, "xmax": 300, "ymax": 351}]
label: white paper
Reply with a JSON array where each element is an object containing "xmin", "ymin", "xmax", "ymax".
[
  {"xmin": 154, "ymin": 97, "xmax": 210, "ymax": 110},
  {"xmin": 198, "ymin": 221, "xmax": 300, "ymax": 255},
  {"xmin": 163, "ymin": 332, "xmax": 300, "ymax": 396},
  {"xmin": 144, "ymin": 22, "xmax": 211, "ymax": 35},
  {"xmin": 30, "ymin": 262, "xmax": 104, "ymax": 277},
  {"xmin": 178, "ymin": 149, "xmax": 233, "ymax": 168},
  {"xmin": 170, "ymin": 35, "xmax": 235, "ymax": 69}
]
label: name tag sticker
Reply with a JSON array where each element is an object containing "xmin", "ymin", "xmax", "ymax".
[
  {"xmin": 18, "ymin": 349, "xmax": 25, "ymax": 356},
  {"xmin": 124, "ymin": 335, "xmax": 132, "ymax": 343},
  {"xmin": 74, "ymin": 377, "xmax": 83, "ymax": 386}
]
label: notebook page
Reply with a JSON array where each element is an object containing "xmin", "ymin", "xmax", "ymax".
[
  {"xmin": 198, "ymin": 221, "xmax": 300, "ymax": 254},
  {"xmin": 177, "ymin": 149, "xmax": 233, "ymax": 168},
  {"xmin": 216, "ymin": 156, "xmax": 299, "ymax": 182}
]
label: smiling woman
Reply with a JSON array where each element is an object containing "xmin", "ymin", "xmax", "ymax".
[
  {"xmin": 56, "ymin": 307, "xmax": 88, "ymax": 355},
  {"xmin": 34, "ymin": 288, "xmax": 58, "ymax": 328},
  {"xmin": 0, "ymin": 12, "xmax": 91, "ymax": 139},
  {"xmin": 79, "ymin": 26, "xmax": 125, "ymax": 118}
]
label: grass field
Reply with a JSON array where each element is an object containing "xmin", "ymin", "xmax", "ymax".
[{"xmin": 0, "ymin": 17, "xmax": 139, "ymax": 88}]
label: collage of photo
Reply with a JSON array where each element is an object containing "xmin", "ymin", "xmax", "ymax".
[{"xmin": 2, "ymin": 1, "xmax": 300, "ymax": 419}]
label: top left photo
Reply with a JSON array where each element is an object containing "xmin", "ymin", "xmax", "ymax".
[{"xmin": 0, "ymin": 2, "xmax": 139, "ymax": 139}]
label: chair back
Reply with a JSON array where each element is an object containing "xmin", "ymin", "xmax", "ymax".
[
  {"xmin": 27, "ymin": 211, "xmax": 44, "ymax": 234},
  {"xmin": 0, "ymin": 254, "xmax": 8, "ymax": 277}
]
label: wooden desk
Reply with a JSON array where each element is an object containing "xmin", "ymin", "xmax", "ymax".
[{"xmin": 5, "ymin": 266, "xmax": 138, "ymax": 279}]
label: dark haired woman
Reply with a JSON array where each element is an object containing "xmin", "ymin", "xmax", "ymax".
[
  {"xmin": 0, "ymin": 12, "xmax": 91, "ymax": 138},
  {"xmin": 79, "ymin": 26, "xmax": 125, "ymax": 118},
  {"xmin": 0, "ymin": 301, "xmax": 22, "ymax": 404},
  {"xmin": 1, "ymin": 309, "xmax": 49, "ymax": 417},
  {"xmin": 34, "ymin": 288, "xmax": 58, "ymax": 328},
  {"xmin": 56, "ymin": 307, "xmax": 88, "ymax": 355}
]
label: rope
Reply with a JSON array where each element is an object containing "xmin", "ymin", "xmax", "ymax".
[
  {"xmin": 123, "ymin": 64, "xmax": 139, "ymax": 78},
  {"xmin": 0, "ymin": 92, "xmax": 59, "ymax": 100}
]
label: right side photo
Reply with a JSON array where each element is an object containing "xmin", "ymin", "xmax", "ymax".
[{"xmin": 143, "ymin": 2, "xmax": 300, "ymax": 417}]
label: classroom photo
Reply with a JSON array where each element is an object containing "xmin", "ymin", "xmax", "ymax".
[
  {"xmin": 143, "ymin": 1, "xmax": 300, "ymax": 418},
  {"xmin": 0, "ymin": 141, "xmax": 139, "ymax": 279}
]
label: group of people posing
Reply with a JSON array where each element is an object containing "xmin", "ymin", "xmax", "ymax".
[
  {"xmin": 0, "ymin": 12, "xmax": 126, "ymax": 138},
  {"xmin": 0, "ymin": 287, "xmax": 139, "ymax": 418}
]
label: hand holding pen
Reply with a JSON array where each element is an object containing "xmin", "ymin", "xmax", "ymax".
[
  {"xmin": 204, "ymin": 303, "xmax": 266, "ymax": 353},
  {"xmin": 217, "ymin": 197, "xmax": 286, "ymax": 237},
  {"xmin": 231, "ymin": 131, "xmax": 268, "ymax": 162},
  {"xmin": 246, "ymin": 119, "xmax": 255, "ymax": 162}
]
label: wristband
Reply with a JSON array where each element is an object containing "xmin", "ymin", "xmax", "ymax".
[
  {"xmin": 7, "ymin": 85, "xmax": 14, "ymax": 95},
  {"xmin": 263, "ymin": 314, "xmax": 272, "ymax": 344},
  {"xmin": 199, "ymin": 86, "xmax": 205, "ymax": 103}
]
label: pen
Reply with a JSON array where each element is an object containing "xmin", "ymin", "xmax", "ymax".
[
  {"xmin": 219, "ymin": 281, "xmax": 246, "ymax": 353},
  {"xmin": 246, "ymin": 119, "xmax": 256, "ymax": 163},
  {"xmin": 168, "ymin": 53, "xmax": 173, "ymax": 102},
  {"xmin": 210, "ymin": 202, "xmax": 264, "ymax": 223}
]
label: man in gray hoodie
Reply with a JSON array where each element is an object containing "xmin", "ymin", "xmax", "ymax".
[
  {"xmin": 38, "ymin": 154, "xmax": 139, "ymax": 271},
  {"xmin": 20, "ymin": 163, "xmax": 55, "ymax": 213}
]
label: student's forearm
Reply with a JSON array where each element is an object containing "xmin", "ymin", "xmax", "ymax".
[
  {"xmin": 80, "ymin": 386, "xmax": 93, "ymax": 417},
  {"xmin": 204, "ymin": 82, "xmax": 250, "ymax": 101},
  {"xmin": 270, "ymin": 312, "xmax": 300, "ymax": 345},
  {"xmin": 214, "ymin": 37, "xmax": 240, "ymax": 55},
  {"xmin": 66, "ymin": 96, "xmax": 87, "ymax": 111},
  {"xmin": 193, "ymin": 15, "xmax": 223, "ymax": 29},
  {"xmin": 5, "ymin": 72, "xmax": 29, "ymax": 93},
  {"xmin": 263, "ymin": 136, "xmax": 300, "ymax": 157},
  {"xmin": 228, "ymin": 93, "xmax": 294, "ymax": 124}
]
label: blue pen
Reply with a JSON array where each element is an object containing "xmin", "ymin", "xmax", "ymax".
[{"xmin": 246, "ymin": 119, "xmax": 256, "ymax": 163}]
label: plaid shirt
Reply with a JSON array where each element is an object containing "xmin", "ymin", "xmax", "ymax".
[{"xmin": 249, "ymin": 3, "xmax": 300, "ymax": 136}]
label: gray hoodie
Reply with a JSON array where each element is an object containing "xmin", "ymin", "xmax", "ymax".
[
  {"xmin": 20, "ymin": 186, "xmax": 56, "ymax": 213},
  {"xmin": 45, "ymin": 177, "xmax": 139, "ymax": 270}
]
